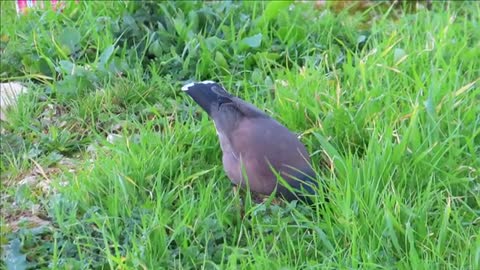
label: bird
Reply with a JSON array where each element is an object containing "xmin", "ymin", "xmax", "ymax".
[{"xmin": 182, "ymin": 80, "xmax": 318, "ymax": 203}]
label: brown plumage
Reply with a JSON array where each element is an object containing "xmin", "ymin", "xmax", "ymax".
[{"xmin": 182, "ymin": 81, "xmax": 318, "ymax": 203}]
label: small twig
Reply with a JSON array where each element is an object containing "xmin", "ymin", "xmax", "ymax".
[{"xmin": 30, "ymin": 158, "xmax": 51, "ymax": 182}]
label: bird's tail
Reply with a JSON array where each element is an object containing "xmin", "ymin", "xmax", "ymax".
[{"xmin": 271, "ymin": 165, "xmax": 319, "ymax": 203}]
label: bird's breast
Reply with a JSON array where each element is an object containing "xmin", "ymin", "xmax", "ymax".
[{"xmin": 217, "ymin": 131, "xmax": 238, "ymax": 160}]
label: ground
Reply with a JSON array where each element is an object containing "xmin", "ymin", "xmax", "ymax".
[{"xmin": 0, "ymin": 1, "xmax": 479, "ymax": 269}]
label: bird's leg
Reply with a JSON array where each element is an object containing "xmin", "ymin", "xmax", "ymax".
[
  {"xmin": 253, "ymin": 192, "xmax": 282, "ymax": 205},
  {"xmin": 232, "ymin": 184, "xmax": 238, "ymax": 196},
  {"xmin": 232, "ymin": 184, "xmax": 245, "ymax": 219},
  {"xmin": 252, "ymin": 193, "xmax": 266, "ymax": 204}
]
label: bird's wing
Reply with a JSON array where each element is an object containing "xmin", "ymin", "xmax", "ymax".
[{"xmin": 226, "ymin": 117, "xmax": 316, "ymax": 195}]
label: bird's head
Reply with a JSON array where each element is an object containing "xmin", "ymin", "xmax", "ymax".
[{"xmin": 181, "ymin": 80, "xmax": 233, "ymax": 116}]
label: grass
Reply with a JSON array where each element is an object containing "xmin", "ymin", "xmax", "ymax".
[{"xmin": 0, "ymin": 0, "xmax": 479, "ymax": 269}]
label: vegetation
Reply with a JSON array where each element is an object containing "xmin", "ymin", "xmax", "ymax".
[{"xmin": 1, "ymin": 1, "xmax": 479, "ymax": 269}]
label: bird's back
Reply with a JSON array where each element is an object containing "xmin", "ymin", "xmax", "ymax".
[{"xmin": 229, "ymin": 117, "xmax": 317, "ymax": 200}]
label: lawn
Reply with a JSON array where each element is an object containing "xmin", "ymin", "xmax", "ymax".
[{"xmin": 0, "ymin": 1, "xmax": 479, "ymax": 269}]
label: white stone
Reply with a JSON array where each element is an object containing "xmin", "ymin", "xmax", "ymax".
[{"xmin": 0, "ymin": 82, "xmax": 28, "ymax": 121}]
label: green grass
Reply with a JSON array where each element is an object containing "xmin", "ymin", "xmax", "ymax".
[{"xmin": 1, "ymin": 1, "xmax": 479, "ymax": 269}]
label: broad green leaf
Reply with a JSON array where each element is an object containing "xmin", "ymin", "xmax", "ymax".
[
  {"xmin": 57, "ymin": 60, "xmax": 74, "ymax": 74},
  {"xmin": 99, "ymin": 45, "xmax": 115, "ymax": 67},
  {"xmin": 205, "ymin": 36, "xmax": 226, "ymax": 51},
  {"xmin": 215, "ymin": 51, "xmax": 228, "ymax": 69},
  {"xmin": 241, "ymin": 33, "xmax": 263, "ymax": 48},
  {"xmin": 149, "ymin": 40, "xmax": 163, "ymax": 57},
  {"xmin": 261, "ymin": 1, "xmax": 293, "ymax": 23},
  {"xmin": 58, "ymin": 27, "xmax": 81, "ymax": 54},
  {"xmin": 4, "ymin": 238, "xmax": 28, "ymax": 270}
]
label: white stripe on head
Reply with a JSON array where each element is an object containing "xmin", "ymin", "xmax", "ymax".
[
  {"xmin": 181, "ymin": 80, "xmax": 218, "ymax": 91},
  {"xmin": 181, "ymin": 82, "xmax": 195, "ymax": 91}
]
